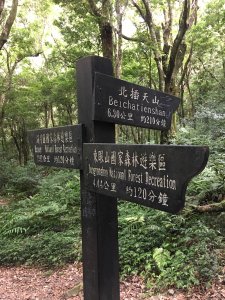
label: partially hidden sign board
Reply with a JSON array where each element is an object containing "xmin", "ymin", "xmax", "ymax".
[
  {"xmin": 28, "ymin": 125, "xmax": 82, "ymax": 169},
  {"xmin": 83, "ymin": 143, "xmax": 209, "ymax": 213},
  {"xmin": 93, "ymin": 72, "xmax": 180, "ymax": 130}
]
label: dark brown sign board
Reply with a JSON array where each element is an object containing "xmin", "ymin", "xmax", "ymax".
[
  {"xmin": 28, "ymin": 124, "xmax": 82, "ymax": 169},
  {"xmin": 83, "ymin": 143, "xmax": 209, "ymax": 213},
  {"xmin": 93, "ymin": 72, "xmax": 180, "ymax": 130}
]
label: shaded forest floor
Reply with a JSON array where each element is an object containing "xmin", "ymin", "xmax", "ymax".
[{"xmin": 0, "ymin": 263, "xmax": 224, "ymax": 300}]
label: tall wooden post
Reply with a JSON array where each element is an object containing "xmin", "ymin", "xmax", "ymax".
[{"xmin": 77, "ymin": 56, "xmax": 120, "ymax": 300}]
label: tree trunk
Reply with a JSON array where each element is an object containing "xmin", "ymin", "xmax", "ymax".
[
  {"xmin": 0, "ymin": 0, "xmax": 18, "ymax": 50},
  {"xmin": 10, "ymin": 122, "xmax": 22, "ymax": 165},
  {"xmin": 133, "ymin": 0, "xmax": 198, "ymax": 143},
  {"xmin": 100, "ymin": 21, "xmax": 113, "ymax": 60},
  {"xmin": 21, "ymin": 120, "xmax": 29, "ymax": 165},
  {"xmin": 0, "ymin": 0, "xmax": 5, "ymax": 18},
  {"xmin": 131, "ymin": 127, "xmax": 139, "ymax": 144},
  {"xmin": 50, "ymin": 104, "xmax": 55, "ymax": 127},
  {"xmin": 44, "ymin": 102, "xmax": 49, "ymax": 128},
  {"xmin": 66, "ymin": 103, "xmax": 73, "ymax": 125},
  {"xmin": 114, "ymin": 0, "xmax": 128, "ymax": 78},
  {"xmin": 88, "ymin": 0, "xmax": 114, "ymax": 61}
]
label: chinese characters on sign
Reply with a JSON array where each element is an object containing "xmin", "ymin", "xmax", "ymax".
[
  {"xmin": 93, "ymin": 72, "xmax": 180, "ymax": 130},
  {"xmin": 28, "ymin": 125, "xmax": 82, "ymax": 169},
  {"xmin": 83, "ymin": 143, "xmax": 209, "ymax": 213}
]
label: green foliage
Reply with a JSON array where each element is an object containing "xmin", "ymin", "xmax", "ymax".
[
  {"xmin": 119, "ymin": 201, "xmax": 223, "ymax": 290},
  {"xmin": 0, "ymin": 161, "xmax": 41, "ymax": 198},
  {"xmin": 0, "ymin": 0, "xmax": 224, "ymax": 293},
  {"xmin": 0, "ymin": 162, "xmax": 224, "ymax": 290},
  {"xmin": 0, "ymin": 168, "xmax": 81, "ymax": 267},
  {"xmin": 122, "ymin": 46, "xmax": 158, "ymax": 89},
  {"xmin": 0, "ymin": 232, "xmax": 79, "ymax": 267},
  {"xmin": 52, "ymin": 0, "xmax": 100, "ymax": 64},
  {"xmin": 174, "ymin": 124, "xmax": 225, "ymax": 204},
  {"xmin": 150, "ymin": 219, "xmax": 221, "ymax": 289}
]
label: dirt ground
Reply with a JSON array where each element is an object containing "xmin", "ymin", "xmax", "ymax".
[{"xmin": 0, "ymin": 263, "xmax": 224, "ymax": 300}]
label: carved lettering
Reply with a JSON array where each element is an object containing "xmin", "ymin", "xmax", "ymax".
[
  {"xmin": 28, "ymin": 125, "xmax": 82, "ymax": 169},
  {"xmin": 84, "ymin": 143, "xmax": 209, "ymax": 213},
  {"xmin": 94, "ymin": 72, "xmax": 180, "ymax": 130}
]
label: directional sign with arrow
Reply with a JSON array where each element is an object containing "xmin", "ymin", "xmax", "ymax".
[
  {"xmin": 84, "ymin": 143, "xmax": 209, "ymax": 213},
  {"xmin": 93, "ymin": 72, "xmax": 180, "ymax": 130}
]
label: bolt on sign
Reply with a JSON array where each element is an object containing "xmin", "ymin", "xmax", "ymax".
[{"xmin": 28, "ymin": 56, "xmax": 209, "ymax": 300}]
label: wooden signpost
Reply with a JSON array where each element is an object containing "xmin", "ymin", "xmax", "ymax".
[{"xmin": 28, "ymin": 56, "xmax": 209, "ymax": 300}]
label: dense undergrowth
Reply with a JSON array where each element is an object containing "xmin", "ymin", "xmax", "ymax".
[
  {"xmin": 0, "ymin": 136, "xmax": 224, "ymax": 290},
  {"xmin": 0, "ymin": 166, "xmax": 82, "ymax": 267}
]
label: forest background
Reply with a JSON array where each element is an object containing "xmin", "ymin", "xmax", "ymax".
[{"xmin": 0, "ymin": 0, "xmax": 224, "ymax": 294}]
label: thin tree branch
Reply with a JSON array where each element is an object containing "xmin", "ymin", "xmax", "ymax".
[
  {"xmin": 179, "ymin": 42, "xmax": 193, "ymax": 87},
  {"xmin": 114, "ymin": 25, "xmax": 146, "ymax": 43},
  {"xmin": 132, "ymin": 0, "xmax": 146, "ymax": 21},
  {"xmin": 162, "ymin": 0, "xmax": 173, "ymax": 73},
  {"xmin": 198, "ymin": 57, "xmax": 225, "ymax": 90},
  {"xmin": 121, "ymin": 33, "xmax": 140, "ymax": 42},
  {"xmin": 188, "ymin": 0, "xmax": 198, "ymax": 28},
  {"xmin": 140, "ymin": 0, "xmax": 164, "ymax": 90},
  {"xmin": 165, "ymin": 0, "xmax": 190, "ymax": 86},
  {"xmin": 87, "ymin": 0, "xmax": 101, "ymax": 18}
]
